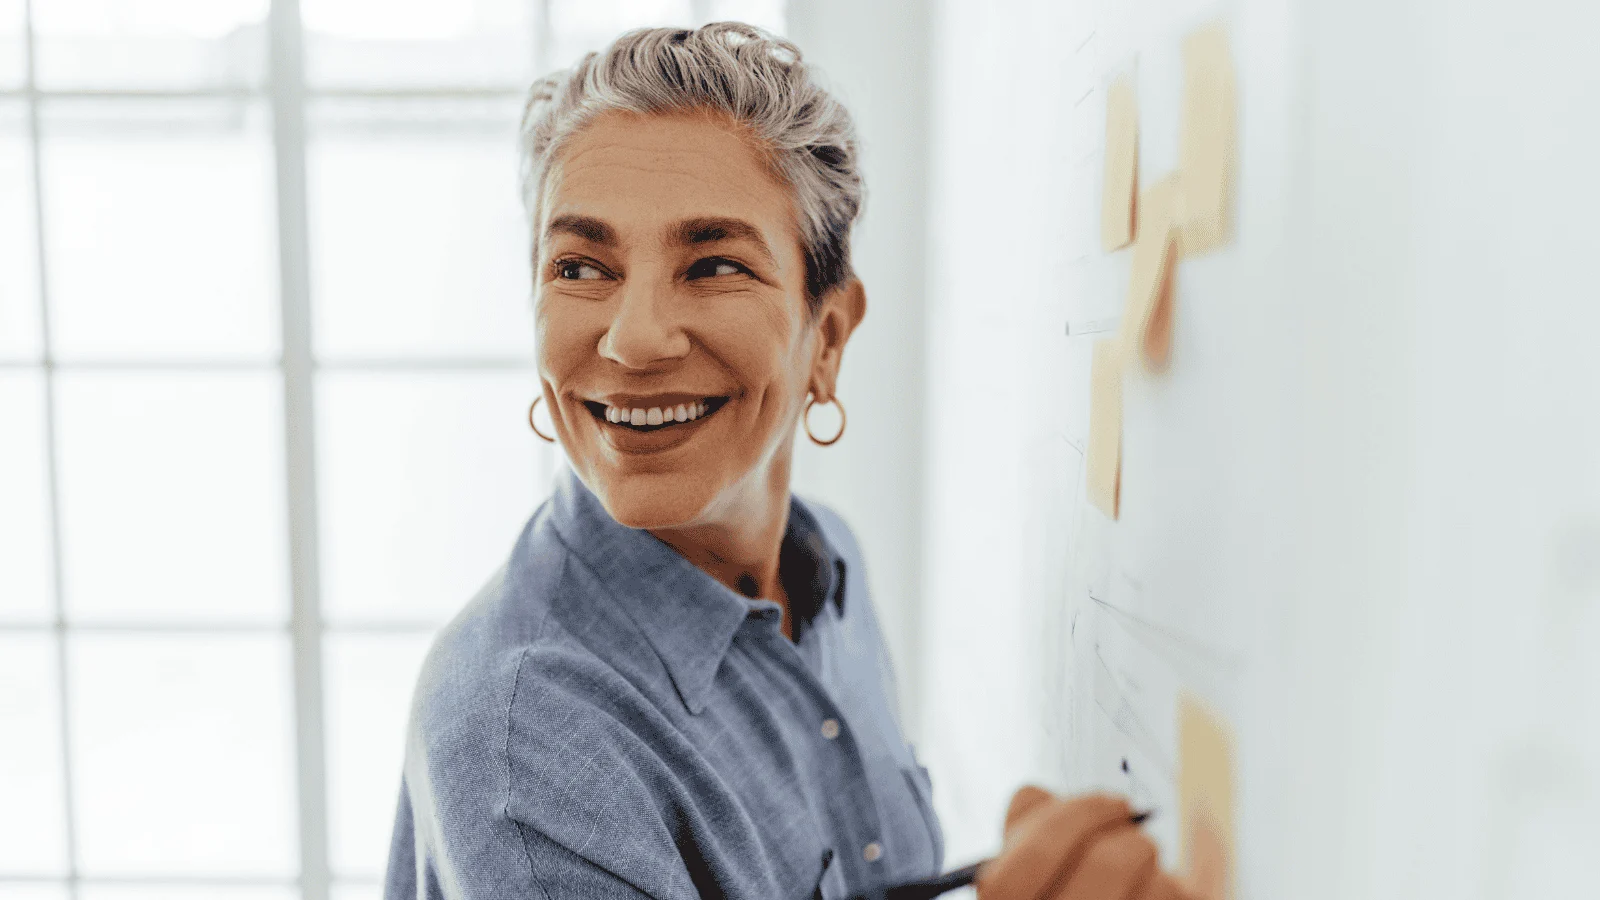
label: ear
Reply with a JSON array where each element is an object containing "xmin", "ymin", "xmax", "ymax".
[{"xmin": 808, "ymin": 276, "xmax": 867, "ymax": 401}]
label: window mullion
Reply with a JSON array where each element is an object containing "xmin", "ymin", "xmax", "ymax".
[
  {"xmin": 267, "ymin": 1, "xmax": 332, "ymax": 898},
  {"xmin": 21, "ymin": 0, "xmax": 83, "ymax": 895}
]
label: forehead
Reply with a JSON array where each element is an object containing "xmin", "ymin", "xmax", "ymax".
[{"xmin": 544, "ymin": 110, "xmax": 798, "ymax": 243}]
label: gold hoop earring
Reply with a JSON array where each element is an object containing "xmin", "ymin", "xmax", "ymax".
[
  {"xmin": 803, "ymin": 394, "xmax": 846, "ymax": 446},
  {"xmin": 527, "ymin": 396, "xmax": 556, "ymax": 443}
]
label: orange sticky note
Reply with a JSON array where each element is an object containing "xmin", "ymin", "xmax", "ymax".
[
  {"xmin": 1176, "ymin": 21, "xmax": 1237, "ymax": 255},
  {"xmin": 1123, "ymin": 173, "xmax": 1180, "ymax": 372},
  {"xmin": 1100, "ymin": 75, "xmax": 1139, "ymax": 252},
  {"xmin": 1178, "ymin": 692, "xmax": 1236, "ymax": 900},
  {"xmin": 1086, "ymin": 338, "xmax": 1123, "ymax": 518}
]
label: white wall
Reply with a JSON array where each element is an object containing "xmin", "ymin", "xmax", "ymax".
[{"xmin": 918, "ymin": 0, "xmax": 1600, "ymax": 895}]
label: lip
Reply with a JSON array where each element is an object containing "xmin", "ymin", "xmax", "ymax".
[
  {"xmin": 590, "ymin": 391, "xmax": 724, "ymax": 409},
  {"xmin": 584, "ymin": 395, "xmax": 731, "ymax": 456}
]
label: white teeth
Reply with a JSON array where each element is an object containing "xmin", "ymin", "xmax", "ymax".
[{"xmin": 602, "ymin": 400, "xmax": 717, "ymax": 426}]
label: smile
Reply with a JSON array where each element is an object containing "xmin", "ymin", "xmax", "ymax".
[{"xmin": 582, "ymin": 397, "xmax": 731, "ymax": 432}]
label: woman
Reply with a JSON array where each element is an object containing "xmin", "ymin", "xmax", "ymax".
[{"xmin": 384, "ymin": 22, "xmax": 1194, "ymax": 900}]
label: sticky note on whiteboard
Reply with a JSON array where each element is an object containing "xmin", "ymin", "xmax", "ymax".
[
  {"xmin": 1124, "ymin": 173, "xmax": 1180, "ymax": 372},
  {"xmin": 1086, "ymin": 338, "xmax": 1122, "ymax": 518},
  {"xmin": 1177, "ymin": 21, "xmax": 1237, "ymax": 255},
  {"xmin": 1100, "ymin": 75, "xmax": 1139, "ymax": 252},
  {"xmin": 1178, "ymin": 692, "xmax": 1237, "ymax": 900}
]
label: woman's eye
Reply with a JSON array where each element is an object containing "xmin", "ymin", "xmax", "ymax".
[
  {"xmin": 687, "ymin": 258, "xmax": 750, "ymax": 279},
  {"xmin": 555, "ymin": 260, "xmax": 606, "ymax": 280}
]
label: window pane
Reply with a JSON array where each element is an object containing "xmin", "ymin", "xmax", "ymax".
[
  {"xmin": 307, "ymin": 97, "xmax": 532, "ymax": 360},
  {"xmin": 39, "ymin": 99, "xmax": 279, "ymax": 362},
  {"xmin": 331, "ymin": 884, "xmax": 381, "ymax": 900},
  {"xmin": 0, "ymin": 0, "xmax": 24, "ymax": 89},
  {"xmin": 317, "ymin": 372, "xmax": 551, "ymax": 623},
  {"xmin": 30, "ymin": 0, "xmax": 267, "ymax": 91},
  {"xmin": 80, "ymin": 887, "xmax": 297, "ymax": 900},
  {"xmin": 303, "ymin": 0, "xmax": 535, "ymax": 89},
  {"xmin": 55, "ymin": 372, "xmax": 288, "ymax": 624},
  {"xmin": 0, "ymin": 372, "xmax": 54, "ymax": 623},
  {"xmin": 0, "ymin": 636, "xmax": 69, "ymax": 877},
  {"xmin": 0, "ymin": 100, "xmax": 41, "ymax": 362},
  {"xmin": 547, "ymin": 0, "xmax": 693, "ymax": 70},
  {"xmin": 326, "ymin": 632, "xmax": 434, "ymax": 878},
  {"xmin": 69, "ymin": 634, "xmax": 297, "ymax": 877},
  {"xmin": 708, "ymin": 0, "xmax": 786, "ymax": 33}
]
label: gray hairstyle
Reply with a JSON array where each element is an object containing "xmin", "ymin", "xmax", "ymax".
[{"xmin": 517, "ymin": 22, "xmax": 863, "ymax": 314}]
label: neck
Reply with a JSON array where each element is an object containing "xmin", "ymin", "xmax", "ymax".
[{"xmin": 648, "ymin": 450, "xmax": 793, "ymax": 607}]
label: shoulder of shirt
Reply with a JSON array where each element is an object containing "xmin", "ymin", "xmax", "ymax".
[
  {"xmin": 403, "ymin": 501, "xmax": 675, "ymax": 787},
  {"xmin": 405, "ymin": 505, "xmax": 613, "ymax": 771},
  {"xmin": 406, "ymin": 507, "xmax": 706, "ymax": 896}
]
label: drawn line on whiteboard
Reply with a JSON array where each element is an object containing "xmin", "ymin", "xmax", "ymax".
[
  {"xmin": 1089, "ymin": 591, "xmax": 1243, "ymax": 672},
  {"xmin": 1066, "ymin": 318, "xmax": 1118, "ymax": 336},
  {"xmin": 1075, "ymin": 30, "xmax": 1097, "ymax": 53},
  {"xmin": 1072, "ymin": 87, "xmax": 1094, "ymax": 108},
  {"xmin": 1093, "ymin": 644, "xmax": 1176, "ymax": 778}
]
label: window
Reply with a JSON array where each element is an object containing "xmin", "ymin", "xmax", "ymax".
[{"xmin": 0, "ymin": 1, "xmax": 786, "ymax": 897}]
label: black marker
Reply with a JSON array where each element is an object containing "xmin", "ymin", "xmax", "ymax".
[{"xmin": 848, "ymin": 810, "xmax": 1154, "ymax": 900}]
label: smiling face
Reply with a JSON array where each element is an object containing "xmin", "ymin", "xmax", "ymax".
[{"xmin": 534, "ymin": 109, "xmax": 862, "ymax": 530}]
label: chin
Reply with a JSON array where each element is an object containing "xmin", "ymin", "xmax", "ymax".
[{"xmin": 589, "ymin": 468, "xmax": 716, "ymax": 530}]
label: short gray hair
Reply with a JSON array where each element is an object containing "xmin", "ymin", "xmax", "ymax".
[{"xmin": 518, "ymin": 22, "xmax": 863, "ymax": 314}]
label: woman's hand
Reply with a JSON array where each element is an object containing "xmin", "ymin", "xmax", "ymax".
[{"xmin": 974, "ymin": 786, "xmax": 1195, "ymax": 900}]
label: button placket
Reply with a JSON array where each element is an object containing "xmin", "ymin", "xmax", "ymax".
[{"xmin": 754, "ymin": 615, "xmax": 889, "ymax": 880}]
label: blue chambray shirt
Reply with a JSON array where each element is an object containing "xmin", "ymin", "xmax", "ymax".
[{"xmin": 383, "ymin": 465, "xmax": 944, "ymax": 900}]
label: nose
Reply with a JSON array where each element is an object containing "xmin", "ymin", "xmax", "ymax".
[{"xmin": 597, "ymin": 273, "xmax": 691, "ymax": 368}]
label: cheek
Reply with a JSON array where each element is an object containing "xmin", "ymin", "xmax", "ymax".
[
  {"xmin": 701, "ymin": 302, "xmax": 803, "ymax": 389},
  {"xmin": 535, "ymin": 296, "xmax": 603, "ymax": 378}
]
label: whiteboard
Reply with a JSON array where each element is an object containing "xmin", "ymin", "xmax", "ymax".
[{"xmin": 917, "ymin": 0, "xmax": 1600, "ymax": 897}]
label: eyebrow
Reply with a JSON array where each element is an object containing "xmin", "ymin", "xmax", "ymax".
[
  {"xmin": 545, "ymin": 214, "xmax": 616, "ymax": 246},
  {"xmin": 673, "ymin": 216, "xmax": 777, "ymax": 268},
  {"xmin": 545, "ymin": 213, "xmax": 777, "ymax": 268}
]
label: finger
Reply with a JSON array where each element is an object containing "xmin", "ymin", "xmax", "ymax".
[
  {"xmin": 1053, "ymin": 828, "xmax": 1158, "ymax": 900},
  {"xmin": 977, "ymin": 793, "xmax": 1132, "ymax": 900},
  {"xmin": 1003, "ymin": 785, "xmax": 1056, "ymax": 837}
]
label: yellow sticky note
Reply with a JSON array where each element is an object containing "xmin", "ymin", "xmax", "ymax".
[
  {"xmin": 1100, "ymin": 75, "xmax": 1139, "ymax": 252},
  {"xmin": 1086, "ymin": 338, "xmax": 1123, "ymax": 518},
  {"xmin": 1176, "ymin": 21, "xmax": 1237, "ymax": 255},
  {"xmin": 1123, "ymin": 173, "xmax": 1181, "ymax": 372},
  {"xmin": 1178, "ymin": 692, "xmax": 1236, "ymax": 900}
]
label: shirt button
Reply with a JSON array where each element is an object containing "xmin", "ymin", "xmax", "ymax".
[
  {"xmin": 862, "ymin": 841, "xmax": 883, "ymax": 863},
  {"xmin": 820, "ymin": 718, "xmax": 841, "ymax": 740}
]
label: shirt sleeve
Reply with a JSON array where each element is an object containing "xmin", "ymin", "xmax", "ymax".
[{"xmin": 382, "ymin": 772, "xmax": 656, "ymax": 900}]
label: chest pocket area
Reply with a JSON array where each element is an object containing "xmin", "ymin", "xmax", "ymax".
[{"xmin": 813, "ymin": 847, "xmax": 848, "ymax": 900}]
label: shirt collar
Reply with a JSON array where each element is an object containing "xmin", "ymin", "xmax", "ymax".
[{"xmin": 545, "ymin": 465, "xmax": 845, "ymax": 715}]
